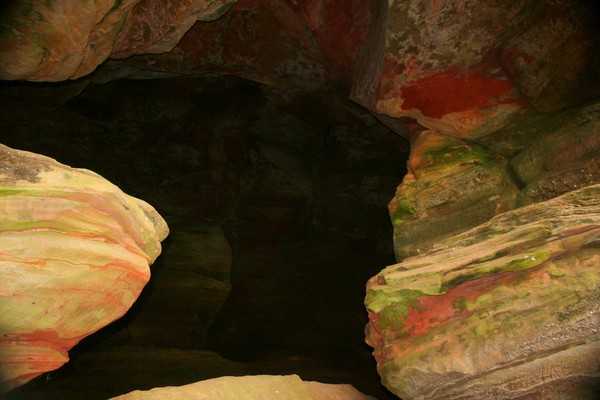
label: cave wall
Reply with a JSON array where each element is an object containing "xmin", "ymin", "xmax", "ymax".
[{"xmin": 1, "ymin": 0, "xmax": 600, "ymax": 399}]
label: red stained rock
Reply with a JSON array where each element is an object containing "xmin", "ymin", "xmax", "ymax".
[
  {"xmin": 353, "ymin": 0, "xmax": 600, "ymax": 137},
  {"xmin": 366, "ymin": 185, "xmax": 600, "ymax": 400},
  {"xmin": 290, "ymin": 0, "xmax": 376, "ymax": 81},
  {"xmin": 353, "ymin": 0, "xmax": 528, "ymax": 137},
  {"xmin": 396, "ymin": 66, "xmax": 516, "ymax": 120}
]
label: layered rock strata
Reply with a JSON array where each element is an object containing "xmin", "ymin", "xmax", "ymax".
[
  {"xmin": 365, "ymin": 184, "xmax": 600, "ymax": 400},
  {"xmin": 0, "ymin": 144, "xmax": 168, "ymax": 392}
]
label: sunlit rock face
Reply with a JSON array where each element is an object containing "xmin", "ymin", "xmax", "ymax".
[
  {"xmin": 110, "ymin": 374, "xmax": 376, "ymax": 400},
  {"xmin": 0, "ymin": 144, "xmax": 168, "ymax": 392},
  {"xmin": 366, "ymin": 184, "xmax": 600, "ymax": 400}
]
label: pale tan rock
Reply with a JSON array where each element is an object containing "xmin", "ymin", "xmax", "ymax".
[
  {"xmin": 0, "ymin": 144, "xmax": 168, "ymax": 392},
  {"xmin": 109, "ymin": 374, "xmax": 377, "ymax": 400}
]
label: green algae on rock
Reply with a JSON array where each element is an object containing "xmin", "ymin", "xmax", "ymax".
[
  {"xmin": 366, "ymin": 184, "xmax": 600, "ymax": 400},
  {"xmin": 388, "ymin": 130, "xmax": 519, "ymax": 260}
]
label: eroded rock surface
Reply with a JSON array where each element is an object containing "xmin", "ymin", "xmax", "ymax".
[
  {"xmin": 0, "ymin": 0, "xmax": 236, "ymax": 81},
  {"xmin": 351, "ymin": 0, "xmax": 600, "ymax": 137},
  {"xmin": 366, "ymin": 185, "xmax": 600, "ymax": 400},
  {"xmin": 1, "ymin": 0, "xmax": 600, "ymax": 399},
  {"xmin": 0, "ymin": 144, "xmax": 168, "ymax": 392}
]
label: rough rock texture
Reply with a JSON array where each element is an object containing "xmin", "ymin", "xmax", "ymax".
[
  {"xmin": 111, "ymin": 0, "xmax": 237, "ymax": 58},
  {"xmin": 366, "ymin": 185, "xmax": 600, "ymax": 400},
  {"xmin": 0, "ymin": 0, "xmax": 376, "ymax": 85},
  {"xmin": 2, "ymin": 0, "xmax": 600, "ymax": 399},
  {"xmin": 388, "ymin": 130, "xmax": 520, "ymax": 260},
  {"xmin": 388, "ymin": 92, "xmax": 600, "ymax": 258},
  {"xmin": 351, "ymin": 0, "xmax": 600, "ymax": 137},
  {"xmin": 381, "ymin": 96, "xmax": 600, "ymax": 398},
  {"xmin": 110, "ymin": 374, "xmax": 376, "ymax": 400},
  {"xmin": 0, "ymin": 144, "xmax": 168, "ymax": 392},
  {"xmin": 99, "ymin": 0, "xmax": 377, "ymax": 87},
  {"xmin": 0, "ymin": 0, "xmax": 236, "ymax": 81}
]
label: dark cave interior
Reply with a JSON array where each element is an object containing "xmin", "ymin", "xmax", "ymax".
[
  {"xmin": 1, "ymin": 75, "xmax": 408, "ymax": 400},
  {"xmin": 3, "ymin": 1, "xmax": 600, "ymax": 399}
]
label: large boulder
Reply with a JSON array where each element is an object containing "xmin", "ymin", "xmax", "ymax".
[{"xmin": 0, "ymin": 144, "xmax": 168, "ymax": 392}]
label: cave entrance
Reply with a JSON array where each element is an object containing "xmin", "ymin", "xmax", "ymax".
[{"xmin": 1, "ymin": 75, "xmax": 408, "ymax": 400}]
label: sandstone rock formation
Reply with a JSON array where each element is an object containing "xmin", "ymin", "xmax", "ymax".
[
  {"xmin": 0, "ymin": 0, "xmax": 236, "ymax": 81},
  {"xmin": 1, "ymin": 0, "xmax": 600, "ymax": 399},
  {"xmin": 351, "ymin": 0, "xmax": 600, "ymax": 137},
  {"xmin": 366, "ymin": 184, "xmax": 600, "ymax": 400},
  {"xmin": 0, "ymin": 77, "xmax": 403, "ymax": 400},
  {"xmin": 109, "ymin": 374, "xmax": 376, "ymax": 400},
  {"xmin": 0, "ymin": 144, "xmax": 168, "ymax": 392}
]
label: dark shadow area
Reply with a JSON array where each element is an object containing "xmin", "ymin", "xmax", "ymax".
[{"xmin": 0, "ymin": 75, "xmax": 407, "ymax": 400}]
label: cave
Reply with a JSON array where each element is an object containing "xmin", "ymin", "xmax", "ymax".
[
  {"xmin": 1, "ymin": 1, "xmax": 600, "ymax": 400},
  {"xmin": 1, "ymin": 75, "xmax": 406, "ymax": 400}
]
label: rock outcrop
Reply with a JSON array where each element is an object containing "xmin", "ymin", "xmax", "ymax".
[
  {"xmin": 0, "ymin": 144, "xmax": 168, "ymax": 392},
  {"xmin": 366, "ymin": 184, "xmax": 600, "ymax": 400}
]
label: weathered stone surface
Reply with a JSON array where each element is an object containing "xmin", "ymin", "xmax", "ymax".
[
  {"xmin": 110, "ymin": 374, "xmax": 376, "ymax": 400},
  {"xmin": 288, "ymin": 0, "xmax": 376, "ymax": 82},
  {"xmin": 388, "ymin": 130, "xmax": 519, "ymax": 260},
  {"xmin": 351, "ymin": 0, "xmax": 600, "ymax": 137},
  {"xmin": 111, "ymin": 0, "xmax": 236, "ymax": 58},
  {"xmin": 0, "ymin": 0, "xmax": 378, "ymax": 87},
  {"xmin": 0, "ymin": 144, "xmax": 168, "ymax": 392},
  {"xmin": 0, "ymin": 0, "xmax": 236, "ymax": 81},
  {"xmin": 365, "ymin": 185, "xmax": 600, "ymax": 400},
  {"xmin": 0, "ymin": 0, "xmax": 137, "ymax": 81},
  {"xmin": 104, "ymin": 1, "xmax": 336, "ymax": 88},
  {"xmin": 480, "ymin": 98, "xmax": 600, "ymax": 207}
]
